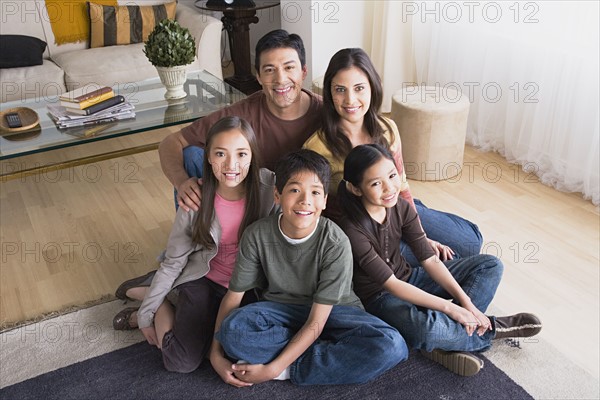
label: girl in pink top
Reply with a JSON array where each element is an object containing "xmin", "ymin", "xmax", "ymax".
[{"xmin": 112, "ymin": 116, "xmax": 277, "ymax": 373}]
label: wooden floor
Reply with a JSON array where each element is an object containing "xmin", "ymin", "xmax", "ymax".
[{"xmin": 1, "ymin": 132, "xmax": 598, "ymax": 379}]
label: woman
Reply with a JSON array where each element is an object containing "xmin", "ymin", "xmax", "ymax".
[{"xmin": 303, "ymin": 48, "xmax": 482, "ymax": 266}]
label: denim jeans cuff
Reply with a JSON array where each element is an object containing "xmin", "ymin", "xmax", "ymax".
[{"xmin": 288, "ymin": 362, "xmax": 298, "ymax": 385}]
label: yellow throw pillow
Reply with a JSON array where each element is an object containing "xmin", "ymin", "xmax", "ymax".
[
  {"xmin": 45, "ymin": 0, "xmax": 118, "ymax": 45},
  {"xmin": 88, "ymin": 1, "xmax": 177, "ymax": 48}
]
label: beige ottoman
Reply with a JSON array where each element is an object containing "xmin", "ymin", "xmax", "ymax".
[
  {"xmin": 312, "ymin": 75, "xmax": 324, "ymax": 96},
  {"xmin": 391, "ymin": 86, "xmax": 470, "ymax": 181}
]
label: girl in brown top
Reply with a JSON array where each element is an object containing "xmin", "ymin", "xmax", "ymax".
[
  {"xmin": 337, "ymin": 144, "xmax": 541, "ymax": 376},
  {"xmin": 303, "ymin": 48, "xmax": 483, "ymax": 268}
]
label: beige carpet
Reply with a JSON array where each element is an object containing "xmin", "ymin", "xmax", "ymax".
[
  {"xmin": 1, "ymin": 301, "xmax": 598, "ymax": 399},
  {"xmin": 0, "ymin": 300, "xmax": 144, "ymax": 388}
]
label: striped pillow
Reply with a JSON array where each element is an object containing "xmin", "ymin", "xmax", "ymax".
[{"xmin": 88, "ymin": 1, "xmax": 177, "ymax": 48}]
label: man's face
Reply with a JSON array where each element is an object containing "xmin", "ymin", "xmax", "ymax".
[
  {"xmin": 256, "ymin": 47, "xmax": 307, "ymax": 115},
  {"xmin": 275, "ymin": 170, "xmax": 327, "ymax": 239}
]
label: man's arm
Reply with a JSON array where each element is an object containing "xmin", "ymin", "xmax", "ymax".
[
  {"xmin": 209, "ymin": 290, "xmax": 252, "ymax": 387},
  {"xmin": 231, "ymin": 302, "xmax": 333, "ymax": 384},
  {"xmin": 158, "ymin": 131, "xmax": 201, "ymax": 211}
]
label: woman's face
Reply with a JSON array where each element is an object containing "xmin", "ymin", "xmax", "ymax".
[
  {"xmin": 207, "ymin": 128, "xmax": 252, "ymax": 191},
  {"xmin": 331, "ymin": 66, "xmax": 372, "ymax": 125}
]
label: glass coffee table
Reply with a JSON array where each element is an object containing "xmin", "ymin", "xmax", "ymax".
[{"xmin": 0, "ymin": 70, "xmax": 245, "ymax": 179}]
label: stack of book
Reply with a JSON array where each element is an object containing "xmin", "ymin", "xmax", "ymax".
[{"xmin": 47, "ymin": 84, "xmax": 135, "ymax": 128}]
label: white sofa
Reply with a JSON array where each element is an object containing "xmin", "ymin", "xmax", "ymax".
[{"xmin": 0, "ymin": 0, "xmax": 223, "ymax": 103}]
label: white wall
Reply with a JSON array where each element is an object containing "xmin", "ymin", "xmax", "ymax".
[
  {"xmin": 250, "ymin": 4, "xmax": 282, "ymax": 68},
  {"xmin": 197, "ymin": 0, "xmax": 371, "ymax": 83},
  {"xmin": 281, "ymin": 0, "xmax": 369, "ymax": 88},
  {"xmin": 197, "ymin": 0, "xmax": 370, "ymax": 83}
]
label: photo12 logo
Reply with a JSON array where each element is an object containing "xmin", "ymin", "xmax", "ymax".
[
  {"xmin": 401, "ymin": 82, "xmax": 539, "ymax": 105},
  {"xmin": 403, "ymin": 161, "xmax": 542, "ymax": 184},
  {"xmin": 0, "ymin": 161, "xmax": 140, "ymax": 184},
  {"xmin": 401, "ymin": 1, "xmax": 540, "ymax": 24},
  {"xmin": 1, "ymin": 241, "xmax": 140, "ymax": 264},
  {"xmin": 1, "ymin": 320, "xmax": 141, "ymax": 345},
  {"xmin": 281, "ymin": 1, "xmax": 340, "ymax": 24}
]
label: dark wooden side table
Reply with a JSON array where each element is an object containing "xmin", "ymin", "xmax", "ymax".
[{"xmin": 195, "ymin": 1, "xmax": 280, "ymax": 95}]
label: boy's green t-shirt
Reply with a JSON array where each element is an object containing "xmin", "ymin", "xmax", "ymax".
[{"xmin": 229, "ymin": 213, "xmax": 363, "ymax": 308}]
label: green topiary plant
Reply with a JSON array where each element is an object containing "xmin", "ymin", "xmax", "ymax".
[{"xmin": 143, "ymin": 19, "xmax": 196, "ymax": 68}]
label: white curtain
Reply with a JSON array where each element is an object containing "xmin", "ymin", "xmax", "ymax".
[
  {"xmin": 406, "ymin": 1, "xmax": 599, "ymax": 205},
  {"xmin": 368, "ymin": 1, "xmax": 416, "ymax": 112}
]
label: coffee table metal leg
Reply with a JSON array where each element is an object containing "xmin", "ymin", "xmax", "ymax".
[{"xmin": 0, "ymin": 143, "xmax": 159, "ymax": 182}]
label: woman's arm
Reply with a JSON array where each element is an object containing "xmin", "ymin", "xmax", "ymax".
[
  {"xmin": 385, "ymin": 118, "xmax": 416, "ymax": 209},
  {"xmin": 394, "ymin": 154, "xmax": 416, "ymax": 209},
  {"xmin": 231, "ymin": 302, "xmax": 333, "ymax": 384},
  {"xmin": 385, "ymin": 118, "xmax": 454, "ymax": 260}
]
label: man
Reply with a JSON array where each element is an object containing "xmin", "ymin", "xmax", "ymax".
[
  {"xmin": 158, "ymin": 29, "xmax": 322, "ymax": 212},
  {"xmin": 113, "ymin": 29, "xmax": 323, "ymax": 300}
]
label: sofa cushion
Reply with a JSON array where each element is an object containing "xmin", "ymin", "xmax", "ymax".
[
  {"xmin": 51, "ymin": 43, "xmax": 159, "ymax": 90},
  {"xmin": 44, "ymin": 0, "xmax": 118, "ymax": 45},
  {"xmin": 88, "ymin": 1, "xmax": 177, "ymax": 48},
  {"xmin": 0, "ymin": 60, "xmax": 66, "ymax": 103},
  {"xmin": 0, "ymin": 35, "xmax": 47, "ymax": 69}
]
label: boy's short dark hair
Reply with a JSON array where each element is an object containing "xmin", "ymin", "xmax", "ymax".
[
  {"xmin": 255, "ymin": 29, "xmax": 306, "ymax": 74},
  {"xmin": 275, "ymin": 150, "xmax": 331, "ymax": 195}
]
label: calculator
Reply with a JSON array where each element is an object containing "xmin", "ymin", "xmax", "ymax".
[{"xmin": 5, "ymin": 112, "xmax": 23, "ymax": 128}]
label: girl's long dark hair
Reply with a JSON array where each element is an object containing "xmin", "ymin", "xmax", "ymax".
[
  {"xmin": 192, "ymin": 116, "xmax": 262, "ymax": 249},
  {"xmin": 321, "ymin": 48, "xmax": 395, "ymax": 161},
  {"xmin": 337, "ymin": 144, "xmax": 395, "ymax": 250}
]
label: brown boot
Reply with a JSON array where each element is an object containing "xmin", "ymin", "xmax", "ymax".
[
  {"xmin": 493, "ymin": 313, "xmax": 542, "ymax": 339},
  {"xmin": 112, "ymin": 307, "xmax": 139, "ymax": 330},
  {"xmin": 115, "ymin": 270, "xmax": 156, "ymax": 301},
  {"xmin": 420, "ymin": 349, "xmax": 483, "ymax": 377}
]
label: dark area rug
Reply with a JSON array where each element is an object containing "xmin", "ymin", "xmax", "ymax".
[{"xmin": 1, "ymin": 342, "xmax": 532, "ymax": 400}]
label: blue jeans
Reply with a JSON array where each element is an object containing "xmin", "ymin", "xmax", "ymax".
[
  {"xmin": 401, "ymin": 199, "xmax": 484, "ymax": 268},
  {"xmin": 365, "ymin": 254, "xmax": 503, "ymax": 353},
  {"xmin": 216, "ymin": 301, "xmax": 408, "ymax": 386},
  {"xmin": 178, "ymin": 147, "xmax": 484, "ymax": 266}
]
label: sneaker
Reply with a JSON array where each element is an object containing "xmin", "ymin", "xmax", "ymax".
[
  {"xmin": 236, "ymin": 360, "xmax": 290, "ymax": 380},
  {"xmin": 493, "ymin": 313, "xmax": 542, "ymax": 340},
  {"xmin": 273, "ymin": 366, "xmax": 291, "ymax": 381},
  {"xmin": 420, "ymin": 349, "xmax": 483, "ymax": 377}
]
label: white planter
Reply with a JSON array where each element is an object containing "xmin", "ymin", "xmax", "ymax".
[
  {"xmin": 163, "ymin": 102, "xmax": 192, "ymax": 124},
  {"xmin": 156, "ymin": 65, "xmax": 189, "ymax": 100}
]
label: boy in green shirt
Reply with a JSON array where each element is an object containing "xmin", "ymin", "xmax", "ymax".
[{"xmin": 209, "ymin": 149, "xmax": 407, "ymax": 386}]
